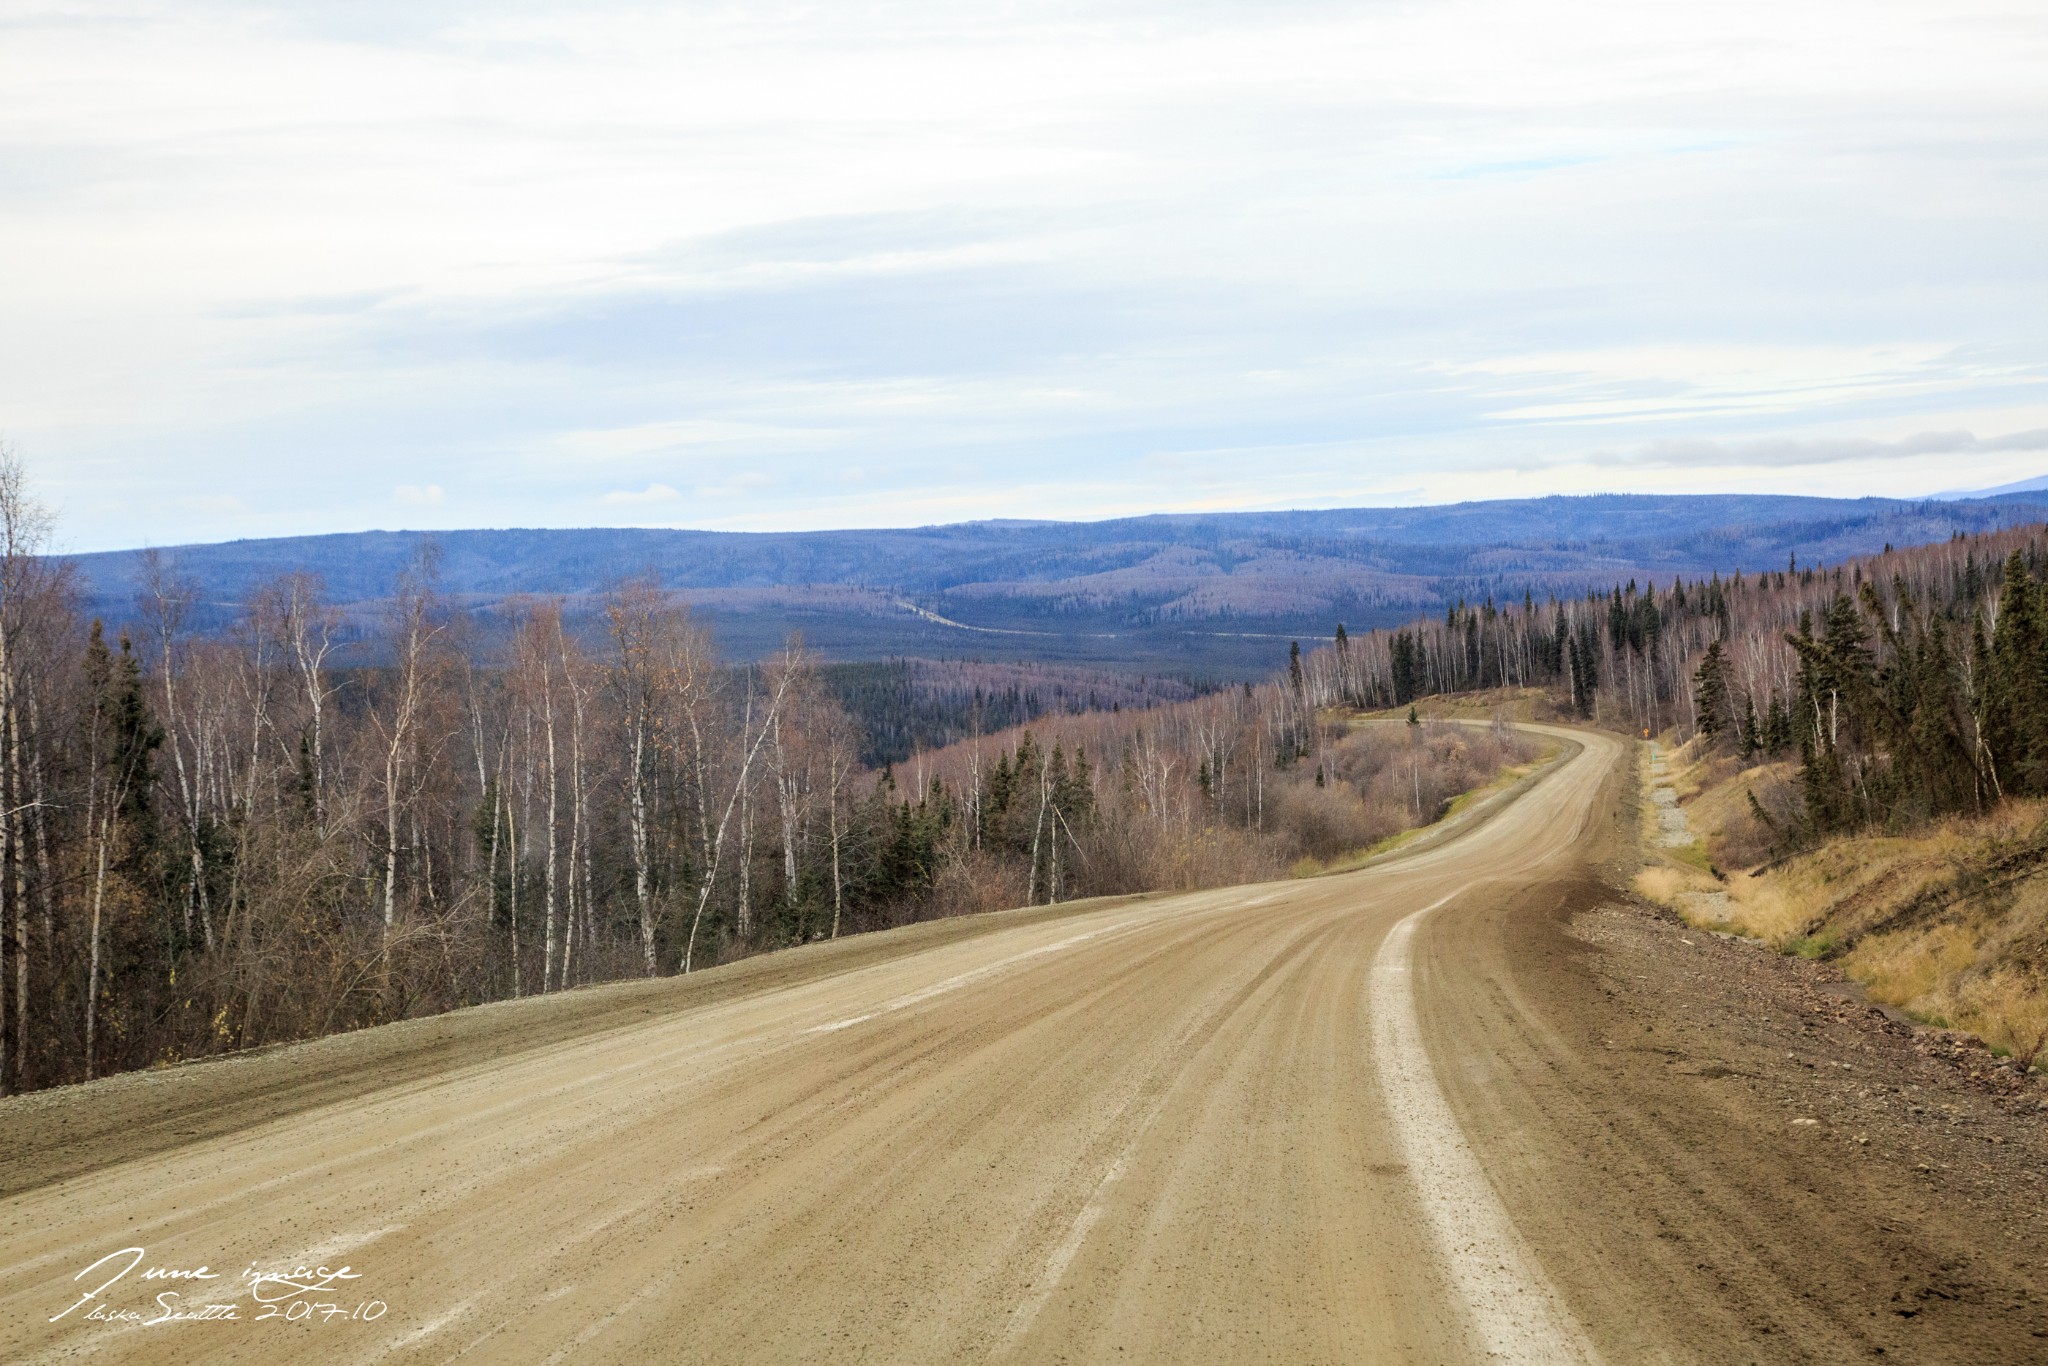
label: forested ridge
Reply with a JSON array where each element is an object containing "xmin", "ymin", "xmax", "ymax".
[{"xmin": 61, "ymin": 491, "xmax": 2047, "ymax": 675}]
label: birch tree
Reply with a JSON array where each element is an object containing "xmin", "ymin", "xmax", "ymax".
[
  {"xmin": 372, "ymin": 545, "xmax": 444, "ymax": 998},
  {"xmin": 682, "ymin": 646, "xmax": 800, "ymax": 972}
]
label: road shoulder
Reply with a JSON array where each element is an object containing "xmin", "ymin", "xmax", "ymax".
[
  {"xmin": 0, "ymin": 891, "xmax": 1152, "ymax": 1199},
  {"xmin": 1427, "ymin": 756, "xmax": 2048, "ymax": 1362}
]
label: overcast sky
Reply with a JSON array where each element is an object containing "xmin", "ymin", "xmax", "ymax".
[{"xmin": 4, "ymin": 0, "xmax": 2046, "ymax": 551}]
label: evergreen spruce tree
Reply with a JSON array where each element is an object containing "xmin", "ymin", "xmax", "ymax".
[
  {"xmin": 1764, "ymin": 696, "xmax": 1792, "ymax": 754},
  {"xmin": 1693, "ymin": 640, "xmax": 1731, "ymax": 743},
  {"xmin": 1906, "ymin": 616, "xmax": 1978, "ymax": 816},
  {"xmin": 1985, "ymin": 552, "xmax": 2048, "ymax": 794},
  {"xmin": 1061, "ymin": 746, "xmax": 1094, "ymax": 824}
]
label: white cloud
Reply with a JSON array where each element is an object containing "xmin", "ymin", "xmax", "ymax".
[
  {"xmin": 3, "ymin": 1, "xmax": 2045, "ymax": 548},
  {"xmin": 1605, "ymin": 426, "xmax": 2048, "ymax": 470},
  {"xmin": 695, "ymin": 472, "xmax": 777, "ymax": 501},
  {"xmin": 558, "ymin": 419, "xmax": 830, "ymax": 460},
  {"xmin": 602, "ymin": 482, "xmax": 680, "ymax": 504}
]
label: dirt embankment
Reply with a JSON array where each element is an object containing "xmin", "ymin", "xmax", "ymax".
[
  {"xmin": 1635, "ymin": 739, "xmax": 2048, "ymax": 1075},
  {"xmin": 1496, "ymin": 887, "xmax": 2048, "ymax": 1360}
]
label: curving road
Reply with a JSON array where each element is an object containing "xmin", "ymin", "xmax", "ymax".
[{"xmin": 0, "ymin": 727, "xmax": 1725, "ymax": 1362}]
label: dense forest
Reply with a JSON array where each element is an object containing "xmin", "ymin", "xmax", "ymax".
[
  {"xmin": 0, "ymin": 457, "xmax": 1533, "ymax": 1094},
  {"xmin": 1287, "ymin": 524, "xmax": 2048, "ymax": 846}
]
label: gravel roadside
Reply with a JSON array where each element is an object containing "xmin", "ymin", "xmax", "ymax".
[{"xmin": 1562, "ymin": 892, "xmax": 2048, "ymax": 1358}]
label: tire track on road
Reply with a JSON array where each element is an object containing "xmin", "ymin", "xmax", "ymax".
[{"xmin": 1372, "ymin": 888, "xmax": 1600, "ymax": 1363}]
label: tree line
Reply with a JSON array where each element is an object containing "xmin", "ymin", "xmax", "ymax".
[
  {"xmin": 1694, "ymin": 538, "xmax": 2048, "ymax": 839},
  {"xmin": 1284, "ymin": 523, "xmax": 2048, "ymax": 845},
  {"xmin": 820, "ymin": 659, "xmax": 1206, "ymax": 766}
]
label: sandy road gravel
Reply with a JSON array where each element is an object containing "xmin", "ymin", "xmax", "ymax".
[{"xmin": 4, "ymin": 724, "xmax": 2042, "ymax": 1363}]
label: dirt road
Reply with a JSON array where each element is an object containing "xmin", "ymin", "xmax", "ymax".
[{"xmin": 5, "ymin": 725, "xmax": 2043, "ymax": 1363}]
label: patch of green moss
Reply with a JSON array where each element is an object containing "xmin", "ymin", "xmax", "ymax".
[{"xmin": 1786, "ymin": 928, "xmax": 1840, "ymax": 959}]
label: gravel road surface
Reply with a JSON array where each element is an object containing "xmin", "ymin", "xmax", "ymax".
[{"xmin": 6, "ymin": 725, "xmax": 2042, "ymax": 1363}]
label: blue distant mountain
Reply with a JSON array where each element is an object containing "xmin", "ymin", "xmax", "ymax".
[
  {"xmin": 1935, "ymin": 473, "xmax": 2048, "ymax": 498},
  {"xmin": 65, "ymin": 491, "xmax": 2048, "ymax": 673}
]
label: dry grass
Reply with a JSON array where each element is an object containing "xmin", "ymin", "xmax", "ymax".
[
  {"xmin": 1659, "ymin": 756, "xmax": 2048, "ymax": 1069},
  {"xmin": 1850, "ymin": 923, "xmax": 1979, "ymax": 1016},
  {"xmin": 1689, "ymin": 761, "xmax": 1801, "ymax": 870},
  {"xmin": 1337, "ymin": 687, "xmax": 1556, "ymax": 727},
  {"xmin": 1844, "ymin": 877, "xmax": 2048, "ymax": 1060},
  {"xmin": 1634, "ymin": 865, "xmax": 1699, "ymax": 907},
  {"xmin": 1713, "ymin": 868, "xmax": 1813, "ymax": 942}
]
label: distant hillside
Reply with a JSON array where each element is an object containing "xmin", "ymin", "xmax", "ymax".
[
  {"xmin": 822, "ymin": 659, "xmax": 1212, "ymax": 767},
  {"xmin": 67, "ymin": 491, "xmax": 2048, "ymax": 672}
]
